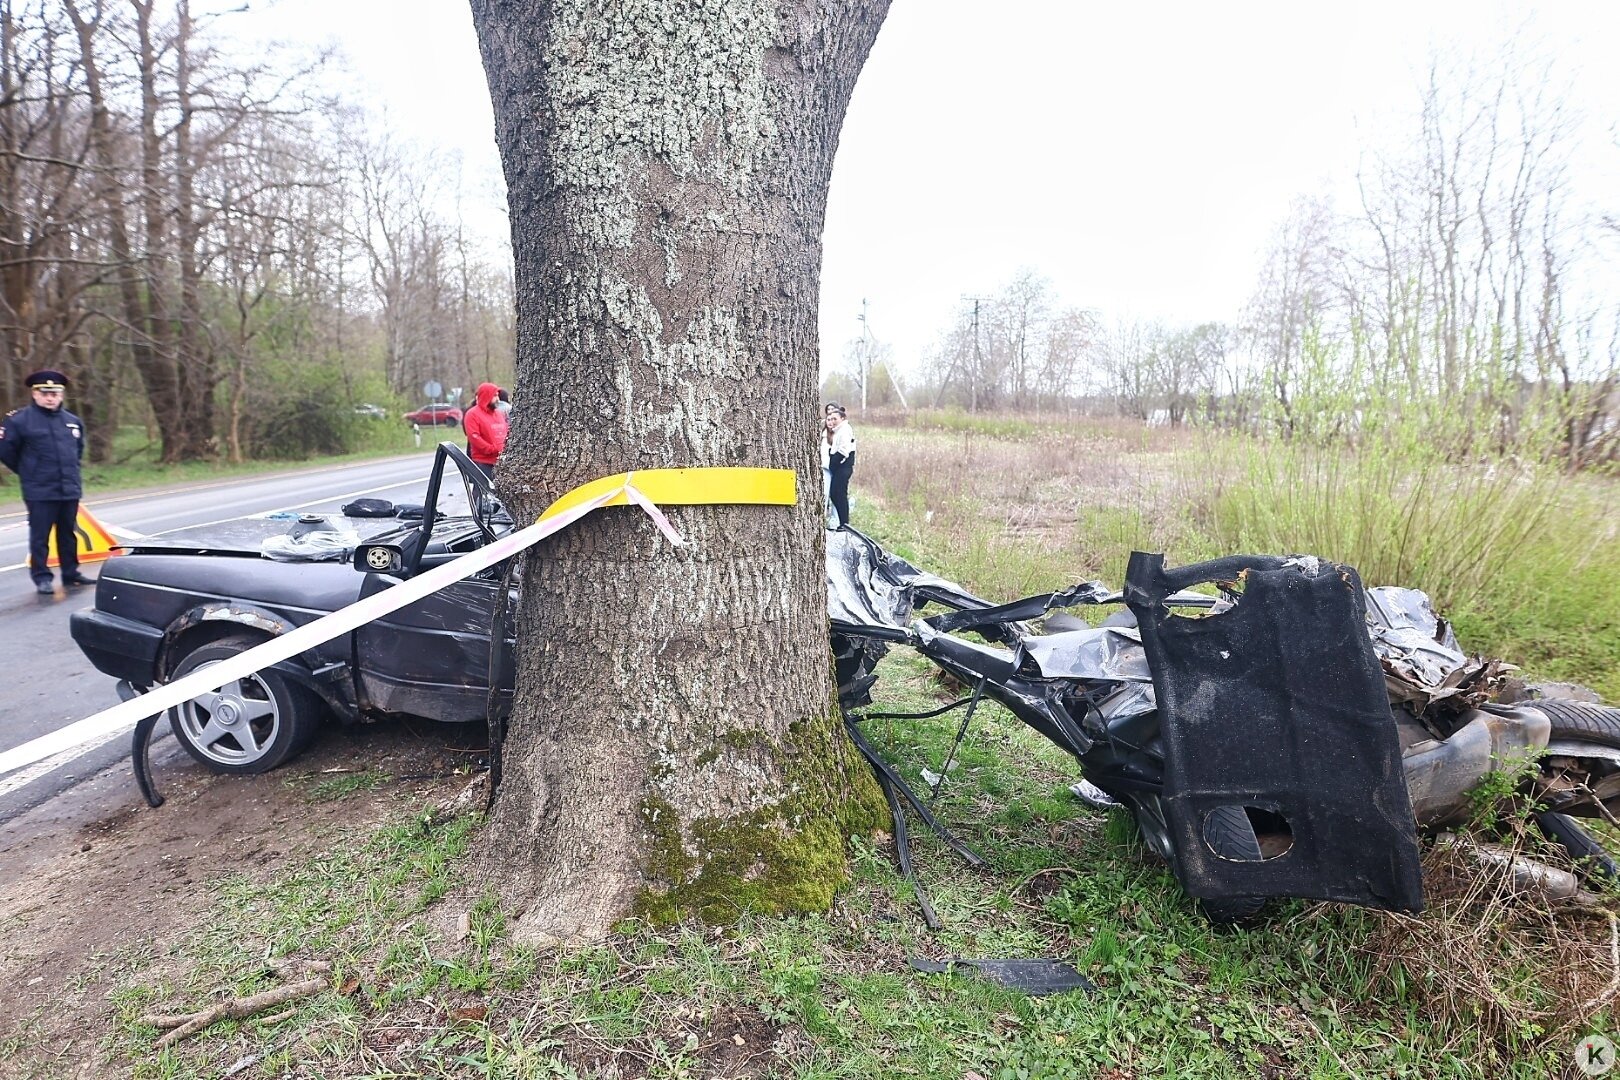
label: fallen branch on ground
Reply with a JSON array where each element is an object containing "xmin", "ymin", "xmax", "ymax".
[
  {"xmin": 1579, "ymin": 913, "xmax": 1620, "ymax": 1015},
  {"xmin": 138, "ymin": 960, "xmax": 333, "ymax": 1048}
]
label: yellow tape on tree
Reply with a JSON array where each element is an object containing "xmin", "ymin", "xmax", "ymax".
[{"xmin": 539, "ymin": 466, "xmax": 797, "ymax": 523}]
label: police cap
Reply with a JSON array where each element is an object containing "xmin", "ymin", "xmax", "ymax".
[{"xmin": 24, "ymin": 369, "xmax": 67, "ymax": 391}]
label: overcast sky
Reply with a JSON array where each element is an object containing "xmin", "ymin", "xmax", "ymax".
[{"xmin": 235, "ymin": 1, "xmax": 1619, "ymax": 378}]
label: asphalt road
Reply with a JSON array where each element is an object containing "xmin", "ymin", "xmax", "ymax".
[{"xmin": 0, "ymin": 451, "xmax": 437, "ymax": 824}]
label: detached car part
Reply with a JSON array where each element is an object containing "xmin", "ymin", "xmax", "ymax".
[{"xmin": 1123, "ymin": 552, "xmax": 1423, "ymax": 913}]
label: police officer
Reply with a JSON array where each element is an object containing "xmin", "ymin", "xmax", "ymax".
[{"xmin": 0, "ymin": 369, "xmax": 94, "ymax": 594}]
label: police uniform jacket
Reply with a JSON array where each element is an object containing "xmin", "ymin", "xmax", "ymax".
[{"xmin": 0, "ymin": 402, "xmax": 85, "ymax": 501}]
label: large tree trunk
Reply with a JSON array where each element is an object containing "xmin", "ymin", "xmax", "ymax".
[
  {"xmin": 470, "ymin": 0, "xmax": 888, "ymax": 943},
  {"xmin": 133, "ymin": 0, "xmax": 186, "ymax": 463},
  {"xmin": 171, "ymin": 0, "xmax": 216, "ymax": 460},
  {"xmin": 66, "ymin": 0, "xmax": 182, "ymax": 461}
]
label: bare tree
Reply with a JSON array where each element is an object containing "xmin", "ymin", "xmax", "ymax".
[
  {"xmin": 1151, "ymin": 323, "xmax": 1227, "ymax": 425},
  {"xmin": 914, "ymin": 276, "xmax": 1101, "ymax": 413},
  {"xmin": 0, "ymin": 0, "xmax": 515, "ymax": 473},
  {"xmin": 1328, "ymin": 46, "xmax": 1599, "ymax": 453},
  {"xmin": 349, "ymin": 130, "xmax": 493, "ymax": 401},
  {"xmin": 928, "ymin": 297, "xmax": 987, "ymax": 410},
  {"xmin": 0, "ymin": 0, "xmax": 129, "ymax": 448},
  {"xmin": 63, "ymin": 0, "xmax": 336, "ymax": 460},
  {"xmin": 989, "ymin": 270, "xmax": 1047, "ymax": 410},
  {"xmin": 1104, "ymin": 318, "xmax": 1154, "ymax": 421},
  {"xmin": 1035, "ymin": 306, "xmax": 1102, "ymax": 412},
  {"xmin": 1242, "ymin": 197, "xmax": 1337, "ymax": 437}
]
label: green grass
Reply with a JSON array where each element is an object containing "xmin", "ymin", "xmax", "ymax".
[
  {"xmin": 870, "ymin": 406, "xmax": 1052, "ymax": 440},
  {"xmin": 104, "ymin": 813, "xmax": 484, "ymax": 1077},
  {"xmin": 292, "ymin": 768, "xmax": 393, "ymax": 803},
  {"xmin": 1191, "ymin": 431, "xmax": 1620, "ymax": 701},
  {"xmin": 83, "ymin": 652, "xmax": 1612, "ymax": 1078}
]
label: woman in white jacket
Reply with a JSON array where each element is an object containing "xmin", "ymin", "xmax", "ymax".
[{"xmin": 824, "ymin": 403, "xmax": 856, "ymax": 528}]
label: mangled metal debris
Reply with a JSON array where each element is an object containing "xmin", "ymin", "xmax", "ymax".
[
  {"xmin": 1021, "ymin": 626, "xmax": 1150, "ymax": 682},
  {"xmin": 1434, "ymin": 833, "xmax": 1600, "ymax": 905},
  {"xmin": 829, "ymin": 527, "xmax": 1620, "ymax": 923},
  {"xmin": 1366, "ymin": 585, "xmax": 1520, "ymax": 715}
]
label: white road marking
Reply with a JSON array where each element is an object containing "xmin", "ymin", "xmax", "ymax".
[
  {"xmin": 0, "ymin": 476, "xmax": 425, "ymax": 576},
  {"xmin": 0, "ymin": 453, "xmax": 432, "ymax": 524},
  {"xmin": 0, "ymin": 725, "xmax": 129, "ymax": 800}
]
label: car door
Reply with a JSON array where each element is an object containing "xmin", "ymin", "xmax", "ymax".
[
  {"xmin": 352, "ymin": 565, "xmax": 517, "ymax": 724},
  {"xmin": 349, "ymin": 443, "xmax": 518, "ymax": 724}
]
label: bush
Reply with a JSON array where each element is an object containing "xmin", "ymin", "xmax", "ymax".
[{"xmin": 244, "ymin": 387, "xmax": 357, "ymax": 460}]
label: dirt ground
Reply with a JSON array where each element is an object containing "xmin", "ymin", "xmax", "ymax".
[{"xmin": 0, "ymin": 722, "xmax": 478, "ymax": 1078}]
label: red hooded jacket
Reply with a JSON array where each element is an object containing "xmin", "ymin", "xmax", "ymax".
[{"xmin": 463, "ymin": 382, "xmax": 509, "ymax": 465}]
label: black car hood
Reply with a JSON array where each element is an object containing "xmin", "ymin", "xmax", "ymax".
[{"xmin": 126, "ymin": 515, "xmax": 408, "ymax": 556}]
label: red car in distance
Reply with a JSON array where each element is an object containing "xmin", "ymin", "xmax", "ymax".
[{"xmin": 403, "ymin": 403, "xmax": 462, "ymax": 427}]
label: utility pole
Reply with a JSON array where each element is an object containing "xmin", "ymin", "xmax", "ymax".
[
  {"xmin": 970, "ymin": 298, "xmax": 982, "ymax": 414},
  {"xmin": 858, "ymin": 298, "xmax": 869, "ymax": 411},
  {"xmin": 857, "ymin": 298, "xmax": 906, "ymax": 410}
]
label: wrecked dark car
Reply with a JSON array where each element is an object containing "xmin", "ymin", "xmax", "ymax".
[
  {"xmin": 70, "ymin": 444, "xmax": 518, "ymax": 777},
  {"xmin": 828, "ymin": 528, "xmax": 1620, "ymax": 921}
]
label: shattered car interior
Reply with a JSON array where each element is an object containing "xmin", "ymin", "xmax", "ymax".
[{"xmin": 828, "ymin": 528, "xmax": 1620, "ymax": 924}]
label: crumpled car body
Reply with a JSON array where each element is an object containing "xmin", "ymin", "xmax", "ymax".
[
  {"xmin": 827, "ymin": 528, "xmax": 1620, "ymax": 918},
  {"xmin": 69, "ymin": 459, "xmax": 1620, "ymax": 918}
]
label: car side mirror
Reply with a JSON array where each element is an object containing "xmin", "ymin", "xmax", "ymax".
[{"xmin": 355, "ymin": 542, "xmax": 406, "ymax": 575}]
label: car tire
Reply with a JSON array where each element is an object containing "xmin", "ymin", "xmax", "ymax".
[
  {"xmin": 1193, "ymin": 805, "xmax": 1268, "ymax": 925},
  {"xmin": 1535, "ymin": 810, "xmax": 1619, "ymax": 882},
  {"xmin": 167, "ymin": 635, "xmax": 323, "ymax": 774},
  {"xmin": 1533, "ymin": 699, "xmax": 1620, "ymax": 751}
]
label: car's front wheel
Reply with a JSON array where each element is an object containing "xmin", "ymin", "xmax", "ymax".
[{"xmin": 167, "ymin": 635, "xmax": 323, "ymax": 774}]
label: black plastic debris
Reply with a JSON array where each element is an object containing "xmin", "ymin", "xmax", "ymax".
[
  {"xmin": 844, "ymin": 712, "xmax": 985, "ymax": 931},
  {"xmin": 341, "ymin": 498, "xmax": 398, "ymax": 518},
  {"xmin": 1124, "ymin": 552, "xmax": 1424, "ymax": 912},
  {"xmin": 131, "ymin": 707, "xmax": 164, "ymax": 808}
]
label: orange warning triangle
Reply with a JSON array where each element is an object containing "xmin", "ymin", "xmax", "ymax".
[{"xmin": 46, "ymin": 505, "xmax": 123, "ymax": 566}]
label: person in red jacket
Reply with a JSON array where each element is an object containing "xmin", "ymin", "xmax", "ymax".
[{"xmin": 463, "ymin": 382, "xmax": 509, "ymax": 479}]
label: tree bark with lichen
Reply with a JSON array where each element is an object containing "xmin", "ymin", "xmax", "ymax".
[{"xmin": 468, "ymin": 0, "xmax": 890, "ymax": 943}]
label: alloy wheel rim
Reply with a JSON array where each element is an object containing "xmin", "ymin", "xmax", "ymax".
[{"xmin": 174, "ymin": 659, "xmax": 280, "ymax": 766}]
